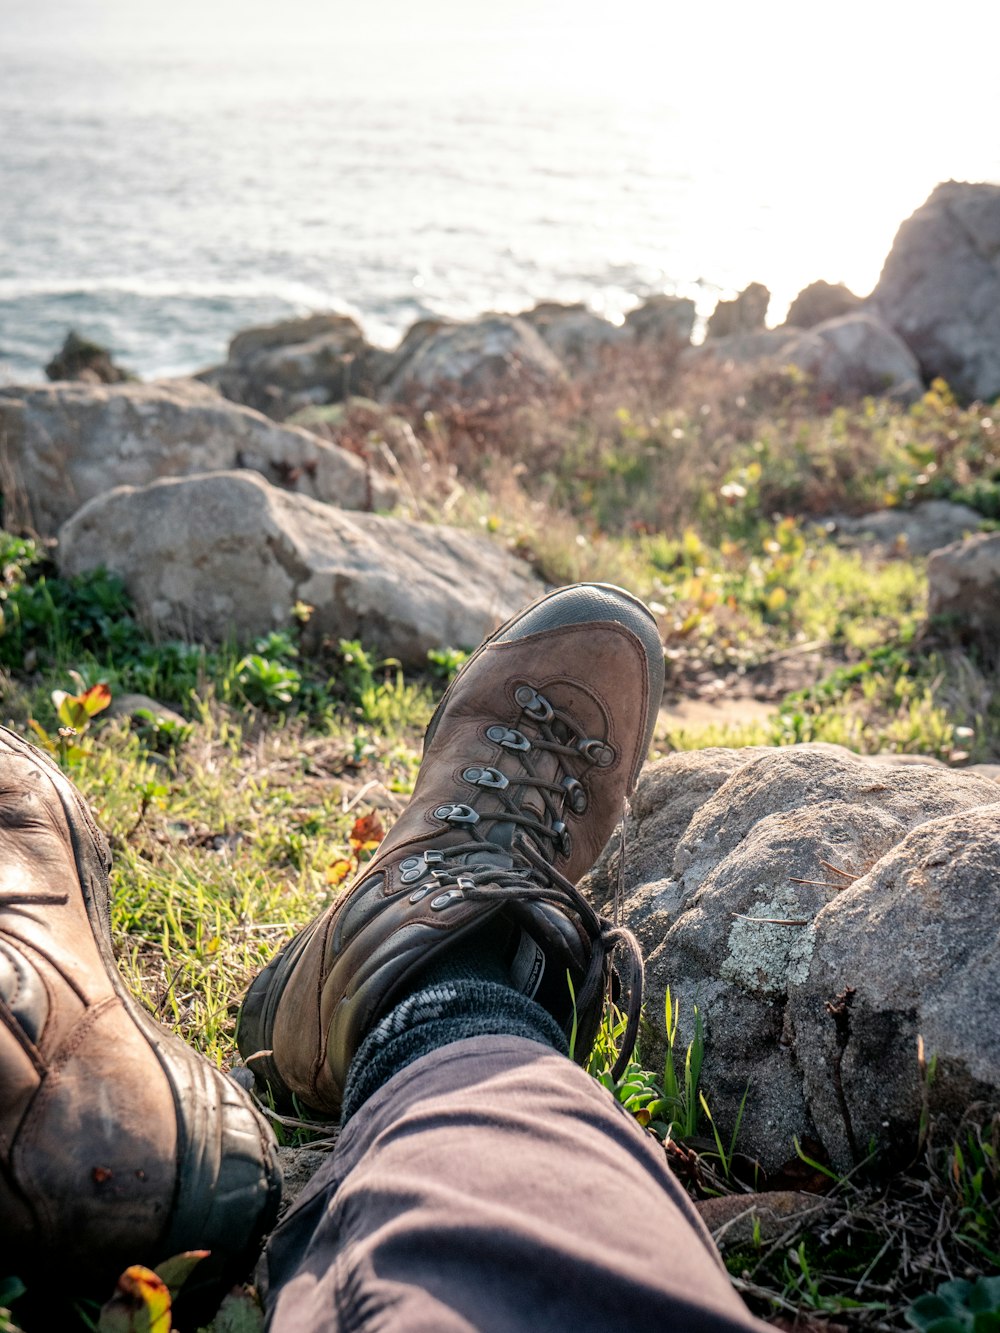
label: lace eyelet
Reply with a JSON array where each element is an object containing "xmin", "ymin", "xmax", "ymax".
[
  {"xmin": 514, "ymin": 685, "xmax": 554, "ymax": 724},
  {"xmin": 576, "ymin": 738, "xmax": 615, "ymax": 767},
  {"xmin": 463, "ymin": 765, "xmax": 510, "ymax": 790},
  {"xmin": 433, "ymin": 803, "xmax": 480, "ymax": 825},
  {"xmin": 561, "ymin": 776, "xmax": 588, "ymax": 815},
  {"xmin": 551, "ymin": 820, "xmax": 572, "ymax": 857},
  {"xmin": 486, "ymin": 725, "xmax": 531, "ymax": 752}
]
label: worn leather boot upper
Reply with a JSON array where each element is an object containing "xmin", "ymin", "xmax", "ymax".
[
  {"xmin": 239, "ymin": 583, "xmax": 664, "ymax": 1118},
  {"xmin": 0, "ymin": 728, "xmax": 282, "ymax": 1294}
]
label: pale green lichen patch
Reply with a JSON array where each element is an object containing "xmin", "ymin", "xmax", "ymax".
[{"xmin": 720, "ymin": 886, "xmax": 816, "ymax": 995}]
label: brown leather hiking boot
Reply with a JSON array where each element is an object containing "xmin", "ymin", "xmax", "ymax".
[
  {"xmin": 239, "ymin": 582, "xmax": 664, "ymax": 1117},
  {"xmin": 0, "ymin": 727, "xmax": 282, "ymax": 1297}
]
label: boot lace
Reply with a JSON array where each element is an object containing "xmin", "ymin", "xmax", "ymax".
[{"xmin": 404, "ymin": 686, "xmax": 643, "ymax": 1079}]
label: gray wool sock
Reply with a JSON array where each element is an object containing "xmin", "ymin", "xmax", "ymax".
[{"xmin": 341, "ymin": 978, "xmax": 568, "ymax": 1124}]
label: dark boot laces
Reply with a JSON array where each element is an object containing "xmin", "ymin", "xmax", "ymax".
[{"xmin": 405, "ymin": 686, "xmax": 643, "ymax": 1080}]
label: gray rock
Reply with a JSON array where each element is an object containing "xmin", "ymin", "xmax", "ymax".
[
  {"xmin": 790, "ymin": 804, "xmax": 1000, "ymax": 1169},
  {"xmin": 45, "ymin": 330, "xmax": 131, "ymax": 385},
  {"xmin": 104, "ymin": 693, "xmax": 189, "ymax": 728},
  {"xmin": 681, "ymin": 328, "xmax": 798, "ymax": 369},
  {"xmin": 706, "ymin": 283, "xmax": 770, "ymax": 339},
  {"xmin": 201, "ymin": 314, "xmax": 372, "ymax": 420},
  {"xmin": 518, "ymin": 302, "xmax": 630, "ymax": 372},
  {"xmin": 610, "ymin": 745, "xmax": 1000, "ymax": 1172},
  {"xmin": 826, "ymin": 499, "xmax": 984, "ymax": 556},
  {"xmin": 0, "ymin": 378, "xmax": 396, "ymax": 536},
  {"xmin": 782, "ymin": 313, "xmax": 923, "ymax": 402},
  {"xmin": 926, "ymin": 530, "xmax": 1000, "ymax": 656},
  {"xmin": 624, "ymin": 295, "xmax": 696, "ymax": 348},
  {"xmin": 784, "ymin": 281, "xmax": 863, "ymax": 330},
  {"xmin": 57, "ymin": 470, "xmax": 543, "ymax": 664},
  {"xmin": 869, "ymin": 181, "xmax": 1000, "ymax": 401},
  {"xmin": 382, "ymin": 314, "xmax": 567, "ymax": 409},
  {"xmin": 684, "ymin": 315, "xmax": 922, "ymax": 402}
]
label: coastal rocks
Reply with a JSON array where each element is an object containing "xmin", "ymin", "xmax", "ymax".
[
  {"xmin": 827, "ymin": 499, "xmax": 984, "ymax": 556},
  {"xmin": 781, "ymin": 313, "xmax": 923, "ymax": 402},
  {"xmin": 201, "ymin": 314, "xmax": 372, "ymax": 419},
  {"xmin": 57, "ymin": 469, "xmax": 543, "ymax": 664},
  {"xmin": 705, "ymin": 282, "xmax": 770, "ymax": 339},
  {"xmin": 683, "ymin": 315, "xmax": 921, "ymax": 402},
  {"xmin": 926, "ymin": 531, "xmax": 1000, "ymax": 657},
  {"xmin": 45, "ymin": 331, "xmax": 131, "ymax": 385},
  {"xmin": 624, "ymin": 295, "xmax": 697, "ymax": 348},
  {"xmin": 784, "ymin": 281, "xmax": 862, "ymax": 330},
  {"xmin": 870, "ymin": 181, "xmax": 1000, "ymax": 401},
  {"xmin": 592, "ymin": 744, "xmax": 1000, "ymax": 1172},
  {"xmin": 382, "ymin": 314, "xmax": 567, "ymax": 409},
  {"xmin": 0, "ymin": 379, "xmax": 396, "ymax": 536},
  {"xmin": 518, "ymin": 302, "xmax": 630, "ymax": 372}
]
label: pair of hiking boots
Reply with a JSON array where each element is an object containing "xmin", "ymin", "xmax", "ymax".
[{"xmin": 0, "ymin": 584, "xmax": 663, "ymax": 1300}]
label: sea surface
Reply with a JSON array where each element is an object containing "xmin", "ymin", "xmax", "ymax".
[{"xmin": 3, "ymin": 4, "xmax": 1000, "ymax": 384}]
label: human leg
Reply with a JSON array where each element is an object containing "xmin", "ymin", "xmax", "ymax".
[
  {"xmin": 242, "ymin": 583, "xmax": 762, "ymax": 1330},
  {"xmin": 264, "ymin": 1035, "xmax": 761, "ymax": 1332}
]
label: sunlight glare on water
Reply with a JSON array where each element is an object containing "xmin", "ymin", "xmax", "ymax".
[{"xmin": 1, "ymin": 0, "xmax": 998, "ymax": 380}]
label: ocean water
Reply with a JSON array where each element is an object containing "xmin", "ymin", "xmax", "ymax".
[{"xmin": 3, "ymin": 3, "xmax": 999, "ymax": 384}]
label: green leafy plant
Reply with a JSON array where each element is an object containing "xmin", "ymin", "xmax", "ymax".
[
  {"xmin": 29, "ymin": 673, "xmax": 112, "ymax": 766},
  {"xmin": 234, "ymin": 654, "xmax": 301, "ymax": 710},
  {"xmin": 906, "ymin": 1276, "xmax": 1000, "ymax": 1332},
  {"xmin": 427, "ymin": 646, "xmax": 469, "ymax": 681},
  {"xmin": 0, "ymin": 1277, "xmax": 25, "ymax": 1333}
]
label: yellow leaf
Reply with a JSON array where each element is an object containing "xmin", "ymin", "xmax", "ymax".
[
  {"xmin": 81, "ymin": 682, "xmax": 113, "ymax": 717},
  {"xmin": 325, "ymin": 858, "xmax": 354, "ymax": 887},
  {"xmin": 766, "ymin": 587, "xmax": 788, "ymax": 612},
  {"xmin": 97, "ymin": 1265, "xmax": 171, "ymax": 1333}
]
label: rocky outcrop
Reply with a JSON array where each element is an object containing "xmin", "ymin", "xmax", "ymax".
[
  {"xmin": 784, "ymin": 281, "xmax": 862, "ymax": 330},
  {"xmin": 781, "ymin": 313, "xmax": 923, "ymax": 402},
  {"xmin": 45, "ymin": 331, "xmax": 131, "ymax": 385},
  {"xmin": 587, "ymin": 744, "xmax": 1000, "ymax": 1173},
  {"xmin": 200, "ymin": 314, "xmax": 373, "ymax": 420},
  {"xmin": 705, "ymin": 283, "xmax": 770, "ymax": 339},
  {"xmin": 518, "ymin": 303, "xmax": 629, "ymax": 372},
  {"xmin": 926, "ymin": 531, "xmax": 1000, "ymax": 657},
  {"xmin": 0, "ymin": 379, "xmax": 396, "ymax": 536},
  {"xmin": 683, "ymin": 315, "xmax": 921, "ymax": 401},
  {"xmin": 57, "ymin": 470, "xmax": 543, "ymax": 664},
  {"xmin": 870, "ymin": 181, "xmax": 1000, "ymax": 401},
  {"xmin": 827, "ymin": 500, "xmax": 984, "ymax": 556},
  {"xmin": 382, "ymin": 314, "xmax": 567, "ymax": 409},
  {"xmin": 624, "ymin": 295, "xmax": 696, "ymax": 348}
]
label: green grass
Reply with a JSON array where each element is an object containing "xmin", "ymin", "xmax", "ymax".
[{"xmin": 2, "ymin": 366, "xmax": 1000, "ymax": 1330}]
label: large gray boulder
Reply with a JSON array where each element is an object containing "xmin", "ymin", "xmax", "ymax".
[
  {"xmin": 681, "ymin": 329, "xmax": 798, "ymax": 370},
  {"xmin": 589, "ymin": 745, "xmax": 1000, "ymax": 1173},
  {"xmin": 927, "ymin": 530, "xmax": 1000, "ymax": 657},
  {"xmin": 57, "ymin": 470, "xmax": 543, "ymax": 664},
  {"xmin": 518, "ymin": 302, "xmax": 630, "ymax": 373},
  {"xmin": 870, "ymin": 181, "xmax": 1000, "ymax": 401},
  {"xmin": 827, "ymin": 499, "xmax": 984, "ymax": 556},
  {"xmin": 382, "ymin": 314, "xmax": 566, "ymax": 409},
  {"xmin": 0, "ymin": 379, "xmax": 396, "ymax": 536},
  {"xmin": 781, "ymin": 313, "xmax": 923, "ymax": 402},
  {"xmin": 200, "ymin": 314, "xmax": 373, "ymax": 420}
]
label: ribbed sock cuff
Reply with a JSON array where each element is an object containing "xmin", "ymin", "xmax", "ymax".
[{"xmin": 341, "ymin": 979, "xmax": 568, "ymax": 1124}]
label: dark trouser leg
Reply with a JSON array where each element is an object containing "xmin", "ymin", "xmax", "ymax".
[{"xmin": 263, "ymin": 1036, "xmax": 764, "ymax": 1332}]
